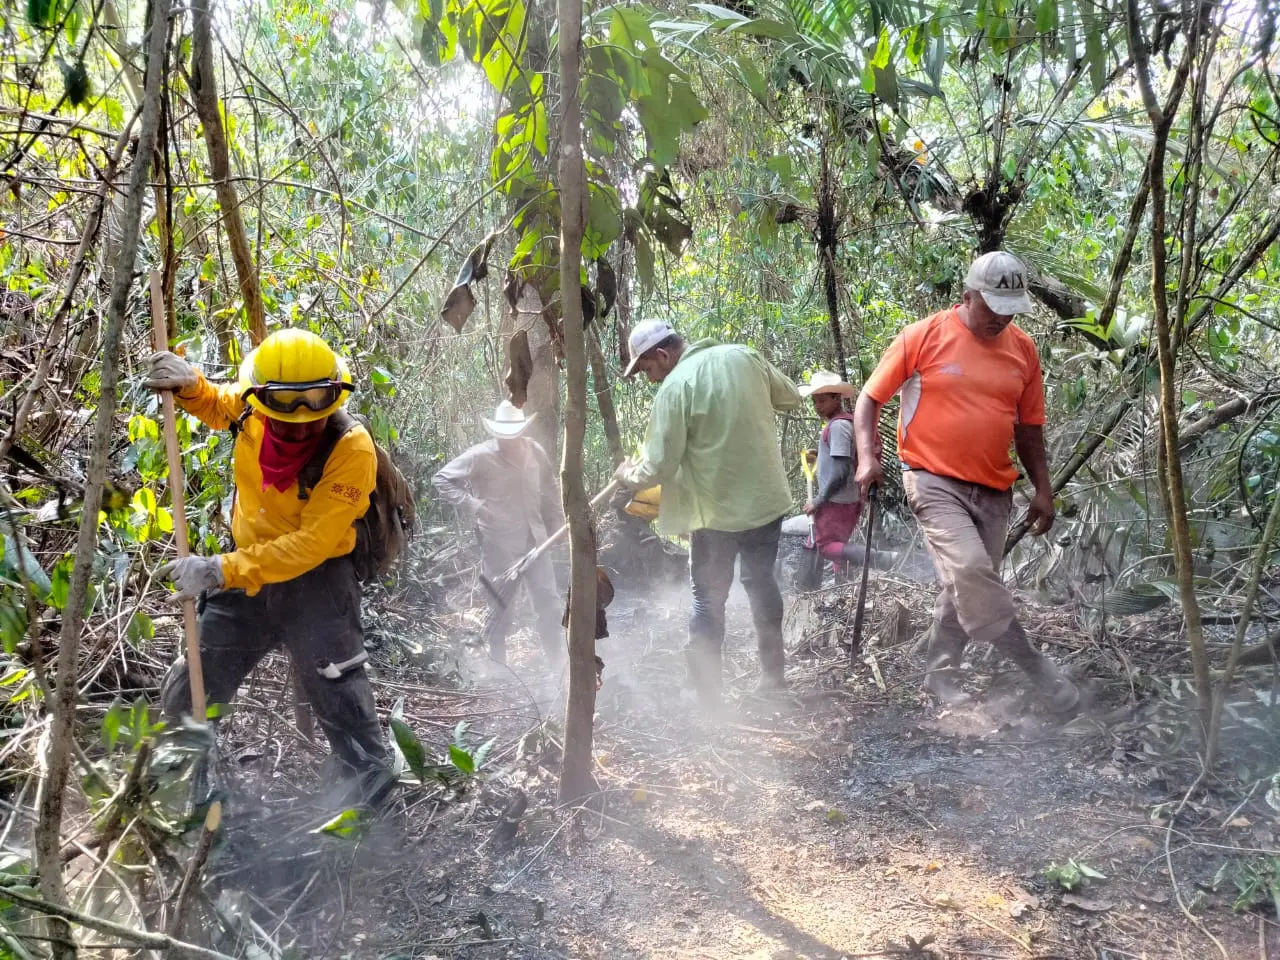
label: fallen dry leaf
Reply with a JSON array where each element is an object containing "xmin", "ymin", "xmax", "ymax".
[{"xmin": 1061, "ymin": 894, "xmax": 1115, "ymax": 913}]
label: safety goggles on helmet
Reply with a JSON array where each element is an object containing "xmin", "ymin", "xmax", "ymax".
[{"xmin": 241, "ymin": 379, "xmax": 353, "ymax": 415}]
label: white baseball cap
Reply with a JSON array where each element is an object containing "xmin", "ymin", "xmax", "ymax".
[
  {"xmin": 623, "ymin": 319, "xmax": 678, "ymax": 377},
  {"xmin": 964, "ymin": 251, "xmax": 1034, "ymax": 315}
]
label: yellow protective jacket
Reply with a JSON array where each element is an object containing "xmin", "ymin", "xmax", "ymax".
[{"xmin": 175, "ymin": 371, "xmax": 376, "ymax": 595}]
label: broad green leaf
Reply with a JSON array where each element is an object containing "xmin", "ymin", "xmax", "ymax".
[
  {"xmin": 737, "ymin": 59, "xmax": 769, "ymax": 101},
  {"xmin": 634, "ymin": 231, "xmax": 655, "ymax": 290},
  {"xmin": 610, "ymin": 6, "xmax": 655, "ymax": 51},
  {"xmin": 26, "ymin": 0, "xmax": 55, "ymax": 28},
  {"xmin": 871, "ymin": 27, "xmax": 891, "ymax": 68},
  {"xmin": 390, "ymin": 718, "xmax": 429, "ymax": 784},
  {"xmin": 50, "ymin": 555, "xmax": 73, "ymax": 610},
  {"xmin": 1, "ymin": 534, "xmax": 52, "ymax": 599},
  {"xmin": 667, "ymin": 75, "xmax": 708, "ymax": 129},
  {"xmin": 584, "ymin": 185, "xmax": 622, "ymax": 259},
  {"xmin": 103, "ymin": 698, "xmax": 125, "ymax": 751},
  {"xmin": 448, "ymin": 742, "xmax": 476, "ymax": 774},
  {"xmin": 0, "ymin": 599, "xmax": 27, "ymax": 654},
  {"xmin": 860, "ymin": 60, "xmax": 876, "ymax": 95},
  {"xmin": 1035, "ymin": 0, "xmax": 1058, "ymax": 35},
  {"xmin": 873, "ymin": 62, "xmax": 899, "ymax": 109},
  {"xmin": 65, "ymin": 0, "xmax": 82, "ymax": 45},
  {"xmin": 904, "ymin": 24, "xmax": 926, "ymax": 64},
  {"xmin": 312, "ymin": 807, "xmax": 365, "ymax": 838},
  {"xmin": 1085, "ymin": 23, "xmax": 1105, "ymax": 94},
  {"xmin": 125, "ymin": 611, "xmax": 154, "ymax": 647}
]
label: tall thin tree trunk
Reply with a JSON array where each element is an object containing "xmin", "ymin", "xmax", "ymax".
[
  {"xmin": 1128, "ymin": 0, "xmax": 1211, "ymax": 741},
  {"xmin": 556, "ymin": 0, "xmax": 597, "ymax": 804},
  {"xmin": 190, "ymin": 0, "xmax": 267, "ymax": 345},
  {"xmin": 816, "ymin": 138, "xmax": 848, "ymax": 380},
  {"xmin": 34, "ymin": 1, "xmax": 171, "ymax": 952},
  {"xmin": 588, "ymin": 328, "xmax": 624, "ymax": 467}
]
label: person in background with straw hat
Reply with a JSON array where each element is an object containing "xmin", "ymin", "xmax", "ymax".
[
  {"xmin": 614, "ymin": 320, "xmax": 801, "ymax": 704},
  {"xmin": 432, "ymin": 401, "xmax": 564, "ymax": 666},
  {"xmin": 144, "ymin": 329, "xmax": 393, "ymax": 805},
  {"xmin": 799, "ymin": 371, "xmax": 867, "ymax": 576}
]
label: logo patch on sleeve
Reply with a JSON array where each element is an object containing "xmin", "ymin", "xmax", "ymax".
[{"xmin": 329, "ymin": 482, "xmax": 365, "ymax": 504}]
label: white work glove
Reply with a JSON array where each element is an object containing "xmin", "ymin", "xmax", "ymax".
[
  {"xmin": 158, "ymin": 555, "xmax": 224, "ymax": 601},
  {"xmin": 143, "ymin": 351, "xmax": 199, "ymax": 393},
  {"xmin": 613, "ymin": 458, "xmax": 640, "ymax": 489}
]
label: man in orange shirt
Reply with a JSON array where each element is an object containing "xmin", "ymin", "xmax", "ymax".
[{"xmin": 853, "ymin": 252, "xmax": 1078, "ymax": 711}]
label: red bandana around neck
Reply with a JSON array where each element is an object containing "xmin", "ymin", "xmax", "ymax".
[{"xmin": 258, "ymin": 419, "xmax": 325, "ymax": 492}]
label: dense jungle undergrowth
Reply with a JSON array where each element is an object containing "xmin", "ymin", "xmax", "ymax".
[{"xmin": 4, "ymin": 0, "xmax": 1280, "ymax": 956}]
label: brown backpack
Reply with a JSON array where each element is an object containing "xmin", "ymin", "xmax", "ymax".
[{"xmin": 298, "ymin": 410, "xmax": 416, "ymax": 581}]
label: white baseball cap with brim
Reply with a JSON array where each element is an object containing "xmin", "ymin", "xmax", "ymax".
[
  {"xmin": 798, "ymin": 370, "xmax": 855, "ymax": 398},
  {"xmin": 482, "ymin": 400, "xmax": 536, "ymax": 438},
  {"xmin": 964, "ymin": 251, "xmax": 1035, "ymax": 315},
  {"xmin": 623, "ymin": 319, "xmax": 677, "ymax": 377}
]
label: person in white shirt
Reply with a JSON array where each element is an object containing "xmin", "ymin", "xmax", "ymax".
[{"xmin": 433, "ymin": 402, "xmax": 564, "ymax": 664}]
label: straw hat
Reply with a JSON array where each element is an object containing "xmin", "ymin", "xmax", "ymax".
[
  {"xmin": 798, "ymin": 371, "xmax": 855, "ymax": 398},
  {"xmin": 482, "ymin": 400, "xmax": 536, "ymax": 438}
]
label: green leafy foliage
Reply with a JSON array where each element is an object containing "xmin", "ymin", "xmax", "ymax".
[
  {"xmin": 59, "ymin": 57, "xmax": 90, "ymax": 107},
  {"xmin": 312, "ymin": 806, "xmax": 367, "ymax": 839},
  {"xmin": 390, "ymin": 716, "xmax": 429, "ymax": 783},
  {"xmin": 1043, "ymin": 858, "xmax": 1107, "ymax": 891},
  {"xmin": 1213, "ymin": 856, "xmax": 1280, "ymax": 916}
]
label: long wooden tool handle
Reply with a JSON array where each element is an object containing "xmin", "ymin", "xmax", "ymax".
[
  {"xmin": 523, "ymin": 478, "xmax": 621, "ymax": 567},
  {"xmin": 848, "ymin": 487, "xmax": 878, "ymax": 670},
  {"xmin": 150, "ymin": 271, "xmax": 206, "ymax": 723}
]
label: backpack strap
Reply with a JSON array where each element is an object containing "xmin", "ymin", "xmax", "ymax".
[
  {"xmin": 228, "ymin": 405, "xmax": 252, "ymax": 440},
  {"xmin": 820, "ymin": 410, "xmax": 855, "ymax": 444},
  {"xmin": 297, "ymin": 409, "xmax": 360, "ymax": 501}
]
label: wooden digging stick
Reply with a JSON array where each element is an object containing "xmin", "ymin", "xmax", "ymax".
[{"xmin": 150, "ymin": 271, "xmax": 207, "ymax": 723}]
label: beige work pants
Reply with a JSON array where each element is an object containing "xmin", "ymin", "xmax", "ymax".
[{"xmin": 903, "ymin": 469, "xmax": 1015, "ymax": 646}]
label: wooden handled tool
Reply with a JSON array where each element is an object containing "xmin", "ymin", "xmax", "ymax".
[
  {"xmin": 150, "ymin": 271, "xmax": 206, "ymax": 722},
  {"xmin": 848, "ymin": 484, "xmax": 878, "ymax": 670},
  {"xmin": 480, "ymin": 478, "xmax": 622, "ymax": 609}
]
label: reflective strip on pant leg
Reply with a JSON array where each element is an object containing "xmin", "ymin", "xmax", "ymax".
[{"xmin": 304, "ymin": 669, "xmax": 391, "ymax": 771}]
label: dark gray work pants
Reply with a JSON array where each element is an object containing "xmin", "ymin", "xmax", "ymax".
[
  {"xmin": 160, "ymin": 556, "xmax": 390, "ymax": 778},
  {"xmin": 688, "ymin": 516, "xmax": 786, "ymax": 693}
]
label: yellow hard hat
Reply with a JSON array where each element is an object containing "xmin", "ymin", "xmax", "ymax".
[{"xmin": 238, "ymin": 329, "xmax": 353, "ymax": 423}]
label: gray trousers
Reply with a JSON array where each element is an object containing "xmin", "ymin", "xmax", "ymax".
[
  {"xmin": 688, "ymin": 516, "xmax": 786, "ymax": 689},
  {"xmin": 483, "ymin": 546, "xmax": 563, "ymax": 663},
  {"xmin": 161, "ymin": 556, "xmax": 390, "ymax": 777}
]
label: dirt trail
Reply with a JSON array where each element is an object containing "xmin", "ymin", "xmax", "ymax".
[{"xmin": 352, "ymin": 576, "xmax": 1277, "ymax": 959}]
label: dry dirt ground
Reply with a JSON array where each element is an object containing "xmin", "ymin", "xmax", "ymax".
[{"xmin": 306, "ymin": 573, "xmax": 1280, "ymax": 960}]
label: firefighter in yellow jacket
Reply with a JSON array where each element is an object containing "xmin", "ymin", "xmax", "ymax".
[{"xmin": 145, "ymin": 329, "xmax": 392, "ymax": 802}]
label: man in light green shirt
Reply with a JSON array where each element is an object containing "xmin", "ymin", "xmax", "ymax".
[{"xmin": 616, "ymin": 320, "xmax": 802, "ymax": 702}]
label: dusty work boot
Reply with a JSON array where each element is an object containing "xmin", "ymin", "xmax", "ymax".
[
  {"xmin": 923, "ymin": 618, "xmax": 971, "ymax": 705},
  {"xmin": 996, "ymin": 620, "xmax": 1080, "ymax": 713},
  {"xmin": 685, "ymin": 645, "xmax": 723, "ymax": 707},
  {"xmin": 755, "ymin": 666, "xmax": 788, "ymax": 695}
]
